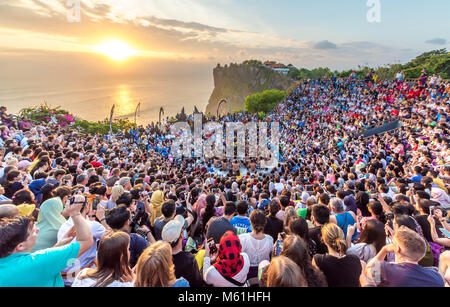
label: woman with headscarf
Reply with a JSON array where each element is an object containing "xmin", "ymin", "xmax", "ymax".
[
  {"xmin": 31, "ymin": 195, "xmax": 67, "ymax": 252},
  {"xmin": 149, "ymin": 189, "xmax": 164, "ymax": 226},
  {"xmin": 431, "ymin": 187, "xmax": 450, "ymax": 209},
  {"xmin": 193, "ymin": 188, "xmax": 207, "ymax": 216},
  {"xmin": 203, "ymin": 230, "xmax": 250, "ymax": 287}
]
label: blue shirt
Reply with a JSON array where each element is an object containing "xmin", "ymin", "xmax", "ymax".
[
  {"xmin": 230, "ymin": 216, "xmax": 252, "ymax": 235},
  {"xmin": 172, "ymin": 277, "xmax": 190, "ymax": 287},
  {"xmin": 0, "ymin": 242, "xmax": 80, "ymax": 287},
  {"xmin": 411, "ymin": 175, "xmax": 423, "ymax": 183},
  {"xmin": 336, "ymin": 212, "xmax": 358, "ymax": 241},
  {"xmin": 257, "ymin": 199, "xmax": 270, "ymax": 211}
]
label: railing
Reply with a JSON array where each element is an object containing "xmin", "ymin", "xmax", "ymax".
[
  {"xmin": 404, "ymin": 78, "xmax": 450, "ymax": 83},
  {"xmin": 355, "ymin": 121, "xmax": 403, "ymax": 138}
]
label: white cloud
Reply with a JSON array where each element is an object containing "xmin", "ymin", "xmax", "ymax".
[{"xmin": 0, "ymin": 0, "xmax": 422, "ymax": 70}]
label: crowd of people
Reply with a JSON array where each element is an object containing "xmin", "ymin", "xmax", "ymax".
[{"xmin": 0, "ymin": 70, "xmax": 449, "ymax": 287}]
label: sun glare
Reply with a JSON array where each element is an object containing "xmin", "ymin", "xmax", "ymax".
[{"xmin": 95, "ymin": 40, "xmax": 137, "ymax": 61}]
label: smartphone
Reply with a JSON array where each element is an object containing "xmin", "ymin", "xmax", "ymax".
[
  {"xmin": 92, "ymin": 196, "xmax": 100, "ymax": 211},
  {"xmin": 440, "ymin": 228, "xmax": 450, "ymax": 239},
  {"xmin": 207, "ymin": 238, "xmax": 218, "ymax": 254},
  {"xmin": 429, "ymin": 206, "xmax": 435, "ymax": 216}
]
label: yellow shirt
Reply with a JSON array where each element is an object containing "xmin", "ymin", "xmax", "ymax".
[
  {"xmin": 433, "ymin": 178, "xmax": 448, "ymax": 194},
  {"xmin": 195, "ymin": 249, "xmax": 205, "ymax": 271}
]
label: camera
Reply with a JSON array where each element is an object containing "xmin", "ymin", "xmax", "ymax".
[{"xmin": 70, "ymin": 194, "xmax": 87, "ymax": 213}]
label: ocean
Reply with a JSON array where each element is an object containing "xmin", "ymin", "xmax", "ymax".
[{"xmin": 0, "ymin": 75, "xmax": 213, "ymax": 125}]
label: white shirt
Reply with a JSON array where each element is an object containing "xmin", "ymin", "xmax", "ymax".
[
  {"xmin": 72, "ymin": 268, "xmax": 133, "ymax": 287},
  {"xmin": 58, "ymin": 218, "xmax": 106, "ymax": 286},
  {"xmin": 204, "ymin": 253, "xmax": 250, "ymax": 287},
  {"xmin": 239, "ymin": 233, "xmax": 274, "ymax": 267},
  {"xmin": 274, "ymin": 182, "xmax": 284, "ymax": 194}
]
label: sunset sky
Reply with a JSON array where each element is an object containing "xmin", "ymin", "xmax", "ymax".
[
  {"xmin": 1, "ymin": 0, "xmax": 449, "ymax": 76},
  {"xmin": 0, "ymin": 0, "xmax": 449, "ymax": 121}
]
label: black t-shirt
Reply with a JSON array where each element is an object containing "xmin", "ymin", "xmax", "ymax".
[
  {"xmin": 5, "ymin": 182, "xmax": 24, "ymax": 199},
  {"xmin": 355, "ymin": 191, "xmax": 370, "ymax": 217},
  {"xmin": 206, "ymin": 217, "xmax": 237, "ymax": 243},
  {"xmin": 313, "ymin": 254, "xmax": 362, "ymax": 287},
  {"xmin": 415, "ymin": 215, "xmax": 432, "ymax": 242},
  {"xmin": 126, "ymin": 232, "xmax": 149, "ymax": 268},
  {"xmin": 414, "ymin": 215, "xmax": 443, "ymax": 243},
  {"xmin": 264, "ymin": 215, "xmax": 284, "ymax": 242},
  {"xmin": 309, "ymin": 226, "xmax": 328, "ymax": 255},
  {"xmin": 173, "ymin": 251, "xmax": 204, "ymax": 287}
]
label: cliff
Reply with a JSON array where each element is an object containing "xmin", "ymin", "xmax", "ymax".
[{"xmin": 205, "ymin": 61, "xmax": 292, "ymax": 115}]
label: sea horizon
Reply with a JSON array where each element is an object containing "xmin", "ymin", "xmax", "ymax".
[{"xmin": 0, "ymin": 72, "xmax": 214, "ymax": 125}]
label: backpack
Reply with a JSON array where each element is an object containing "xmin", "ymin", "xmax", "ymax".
[{"xmin": 428, "ymin": 241, "xmax": 445, "ymax": 267}]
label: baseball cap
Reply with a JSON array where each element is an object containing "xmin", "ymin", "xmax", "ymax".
[{"xmin": 161, "ymin": 215, "xmax": 187, "ymax": 244}]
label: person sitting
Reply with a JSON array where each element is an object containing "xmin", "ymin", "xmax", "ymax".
[
  {"xmin": 105, "ymin": 205, "xmax": 149, "ymax": 268},
  {"xmin": 206, "ymin": 201, "xmax": 237, "ymax": 244},
  {"xmin": 281, "ymin": 234, "xmax": 327, "ymax": 287},
  {"xmin": 346, "ymin": 219, "xmax": 386, "ymax": 263},
  {"xmin": 265, "ymin": 256, "xmax": 307, "ymax": 287},
  {"xmin": 161, "ymin": 215, "xmax": 204, "ymax": 287},
  {"xmin": 0, "ymin": 195, "xmax": 93, "ymax": 286},
  {"xmin": 239, "ymin": 210, "xmax": 273, "ymax": 280},
  {"xmin": 72, "ymin": 231, "xmax": 134, "ymax": 287},
  {"xmin": 361, "ymin": 226, "xmax": 445, "ymax": 287},
  {"xmin": 312, "ymin": 223, "xmax": 363, "ymax": 287},
  {"xmin": 264, "ymin": 201, "xmax": 284, "ymax": 242},
  {"xmin": 134, "ymin": 241, "xmax": 189, "ymax": 287},
  {"xmin": 230, "ymin": 200, "xmax": 251, "ymax": 235},
  {"xmin": 31, "ymin": 187, "xmax": 70, "ymax": 252},
  {"xmin": 203, "ymin": 230, "xmax": 250, "ymax": 287},
  {"xmin": 0, "ymin": 106, "xmax": 14, "ymax": 128},
  {"xmin": 329, "ymin": 198, "xmax": 358, "ymax": 241},
  {"xmin": 153, "ymin": 201, "xmax": 177, "ymax": 241},
  {"xmin": 309, "ymin": 204, "xmax": 330, "ymax": 255},
  {"xmin": 19, "ymin": 116, "xmax": 32, "ymax": 132},
  {"xmin": 58, "ymin": 195, "xmax": 106, "ymax": 286},
  {"xmin": 439, "ymin": 251, "xmax": 450, "ymax": 286}
]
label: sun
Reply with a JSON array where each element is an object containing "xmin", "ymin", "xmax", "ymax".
[{"xmin": 95, "ymin": 39, "xmax": 137, "ymax": 61}]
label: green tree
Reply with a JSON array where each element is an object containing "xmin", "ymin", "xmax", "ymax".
[{"xmin": 245, "ymin": 89, "xmax": 286, "ymax": 114}]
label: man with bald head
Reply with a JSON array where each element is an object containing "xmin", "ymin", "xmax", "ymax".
[{"xmin": 0, "ymin": 204, "xmax": 19, "ymax": 219}]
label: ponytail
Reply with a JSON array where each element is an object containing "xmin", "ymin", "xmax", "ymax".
[
  {"xmin": 335, "ymin": 237, "xmax": 348, "ymax": 255},
  {"xmin": 322, "ymin": 223, "xmax": 348, "ymax": 255}
]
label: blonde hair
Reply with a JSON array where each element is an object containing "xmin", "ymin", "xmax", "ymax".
[
  {"xmin": 134, "ymin": 241, "xmax": 176, "ymax": 287},
  {"xmin": 266, "ymin": 256, "xmax": 307, "ymax": 287},
  {"xmin": 5, "ymin": 156, "xmax": 18, "ymax": 166},
  {"xmin": 321, "ymin": 223, "xmax": 348, "ymax": 255},
  {"xmin": 111, "ymin": 185, "xmax": 124, "ymax": 203},
  {"xmin": 284, "ymin": 207, "xmax": 298, "ymax": 228},
  {"xmin": 394, "ymin": 226, "xmax": 427, "ymax": 262}
]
